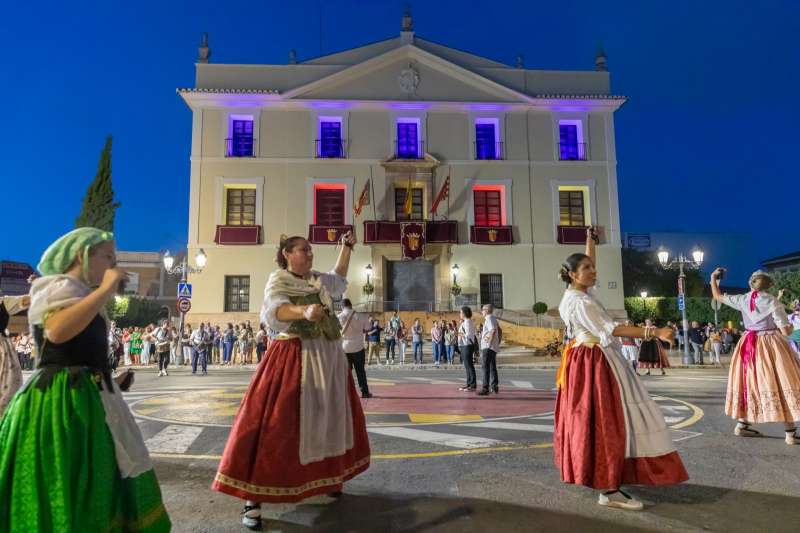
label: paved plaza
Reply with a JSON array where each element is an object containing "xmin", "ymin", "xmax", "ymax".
[{"xmin": 47, "ymin": 363, "xmax": 800, "ymax": 532}]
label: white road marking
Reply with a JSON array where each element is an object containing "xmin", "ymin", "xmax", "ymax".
[
  {"xmin": 532, "ymin": 414, "xmax": 555, "ymax": 420},
  {"xmin": 663, "ymin": 416, "xmax": 685, "ymax": 424},
  {"xmin": 660, "ymin": 406, "xmax": 690, "ymax": 413},
  {"xmin": 144, "ymin": 425, "xmax": 203, "ymax": 454},
  {"xmin": 368, "ymin": 427, "xmax": 502, "ymax": 448},
  {"xmin": 510, "ymin": 380, "xmax": 535, "ymax": 389},
  {"xmin": 461, "ymin": 422, "xmax": 553, "ymax": 433}
]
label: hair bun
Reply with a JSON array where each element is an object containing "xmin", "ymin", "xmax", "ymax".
[{"xmin": 558, "ymin": 265, "xmax": 571, "ymax": 284}]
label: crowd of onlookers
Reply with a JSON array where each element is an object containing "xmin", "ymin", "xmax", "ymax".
[{"xmin": 359, "ymin": 311, "xmax": 487, "ymax": 367}]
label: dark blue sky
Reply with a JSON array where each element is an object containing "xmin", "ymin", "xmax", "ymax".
[{"xmin": 2, "ymin": 0, "xmax": 797, "ymax": 286}]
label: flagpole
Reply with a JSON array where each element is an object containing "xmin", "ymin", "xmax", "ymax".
[
  {"xmin": 447, "ymin": 165, "xmax": 451, "ymax": 220},
  {"xmin": 370, "ymin": 165, "xmax": 377, "ymax": 221}
]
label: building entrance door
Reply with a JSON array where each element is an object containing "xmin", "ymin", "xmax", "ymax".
[{"xmin": 387, "ymin": 260, "xmax": 435, "ymax": 311}]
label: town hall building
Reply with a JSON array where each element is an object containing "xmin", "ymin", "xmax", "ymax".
[{"xmin": 178, "ymin": 12, "xmax": 626, "ymax": 324}]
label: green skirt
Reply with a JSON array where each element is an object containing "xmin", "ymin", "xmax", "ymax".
[{"xmin": 0, "ymin": 368, "xmax": 171, "ymax": 532}]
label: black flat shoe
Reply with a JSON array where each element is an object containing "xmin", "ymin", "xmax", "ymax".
[
  {"xmin": 477, "ymin": 390, "xmax": 490, "ymax": 396},
  {"xmin": 241, "ymin": 504, "xmax": 262, "ymax": 531},
  {"xmin": 329, "ymin": 491, "xmax": 343, "ymax": 498},
  {"xmin": 361, "ymin": 392, "xmax": 373, "ymax": 399}
]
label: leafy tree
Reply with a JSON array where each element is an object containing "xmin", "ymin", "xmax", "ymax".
[
  {"xmin": 75, "ymin": 135, "xmax": 120, "ymax": 231},
  {"xmin": 106, "ymin": 296, "xmax": 162, "ymax": 328},
  {"xmin": 621, "ymin": 248, "xmax": 704, "ymax": 297},
  {"xmin": 771, "ymin": 270, "xmax": 800, "ymax": 306}
]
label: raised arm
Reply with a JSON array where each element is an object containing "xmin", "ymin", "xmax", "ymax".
[
  {"xmin": 612, "ymin": 324, "xmax": 674, "ymax": 346},
  {"xmin": 45, "ymin": 268, "xmax": 126, "ymax": 344},
  {"xmin": 709, "ymin": 268, "xmax": 725, "ymax": 302},
  {"xmin": 585, "ymin": 226, "xmax": 597, "ymax": 266},
  {"xmin": 333, "ymin": 231, "xmax": 357, "ymax": 278}
]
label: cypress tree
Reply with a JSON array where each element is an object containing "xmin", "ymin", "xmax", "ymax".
[{"xmin": 75, "ymin": 135, "xmax": 121, "ymax": 231}]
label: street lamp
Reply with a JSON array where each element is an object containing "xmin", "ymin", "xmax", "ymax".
[
  {"xmin": 162, "ymin": 248, "xmax": 208, "ymax": 341},
  {"xmin": 364, "ymin": 264, "xmax": 373, "ymax": 285},
  {"xmin": 657, "ymin": 246, "xmax": 704, "ymax": 364},
  {"xmin": 640, "ymin": 290, "xmax": 648, "ymax": 321},
  {"xmin": 449, "ymin": 264, "xmax": 462, "ymax": 310}
]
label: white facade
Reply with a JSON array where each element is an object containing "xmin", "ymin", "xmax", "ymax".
[{"xmin": 178, "ymin": 21, "xmax": 626, "ymax": 322}]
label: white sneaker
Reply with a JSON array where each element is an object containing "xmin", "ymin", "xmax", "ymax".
[
  {"xmin": 163, "ymin": 370, "xmax": 168, "ymax": 376},
  {"xmin": 598, "ymin": 490, "xmax": 644, "ymax": 511},
  {"xmin": 786, "ymin": 430, "xmax": 800, "ymax": 445}
]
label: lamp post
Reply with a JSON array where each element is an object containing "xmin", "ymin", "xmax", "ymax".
[
  {"xmin": 363, "ymin": 264, "xmax": 374, "ymax": 312},
  {"xmin": 450, "ymin": 264, "xmax": 461, "ymax": 311},
  {"xmin": 640, "ymin": 290, "xmax": 648, "ymax": 321},
  {"xmin": 162, "ymin": 248, "xmax": 207, "ymax": 341},
  {"xmin": 658, "ymin": 247, "xmax": 704, "ymax": 364}
]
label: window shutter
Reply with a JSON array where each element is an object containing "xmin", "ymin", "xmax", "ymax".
[
  {"xmin": 397, "ymin": 122, "xmax": 418, "ymax": 157},
  {"xmin": 475, "ymin": 123, "xmax": 496, "ymax": 159},
  {"xmin": 559, "ymin": 124, "xmax": 579, "ymax": 160},
  {"xmin": 232, "ymin": 119, "xmax": 254, "ymax": 157},
  {"xmin": 319, "ymin": 121, "xmax": 342, "ymax": 157},
  {"xmin": 473, "ymin": 189, "xmax": 501, "ymax": 227},
  {"xmin": 315, "ymin": 188, "xmax": 345, "ymax": 226}
]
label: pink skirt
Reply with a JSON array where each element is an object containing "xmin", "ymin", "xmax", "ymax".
[{"xmin": 725, "ymin": 331, "xmax": 800, "ymax": 423}]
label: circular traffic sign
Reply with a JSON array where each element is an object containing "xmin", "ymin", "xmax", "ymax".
[{"xmin": 177, "ymin": 298, "xmax": 191, "ymax": 313}]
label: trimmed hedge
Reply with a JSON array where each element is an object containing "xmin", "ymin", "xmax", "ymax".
[{"xmin": 624, "ymin": 296, "xmax": 742, "ymax": 326}]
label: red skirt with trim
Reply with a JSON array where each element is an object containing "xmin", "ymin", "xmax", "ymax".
[
  {"xmin": 554, "ymin": 344, "xmax": 688, "ymax": 489},
  {"xmin": 211, "ymin": 338, "xmax": 370, "ymax": 503}
]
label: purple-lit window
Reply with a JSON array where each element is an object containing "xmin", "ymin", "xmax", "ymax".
[
  {"xmin": 397, "ymin": 122, "xmax": 418, "ymax": 158},
  {"xmin": 476, "ymin": 123, "xmax": 496, "ymax": 159},
  {"xmin": 231, "ymin": 119, "xmax": 254, "ymax": 157},
  {"xmin": 319, "ymin": 121, "xmax": 342, "ymax": 158},
  {"xmin": 559, "ymin": 124, "xmax": 579, "ymax": 160}
]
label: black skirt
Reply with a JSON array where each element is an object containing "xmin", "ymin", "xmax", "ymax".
[{"xmin": 637, "ymin": 339, "xmax": 661, "ymax": 364}]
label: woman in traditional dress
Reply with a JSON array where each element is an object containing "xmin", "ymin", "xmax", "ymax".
[
  {"xmin": 212, "ymin": 232, "xmax": 370, "ymax": 530},
  {"xmin": 636, "ymin": 318, "xmax": 670, "ymax": 376},
  {"xmin": 0, "ymin": 295, "xmax": 29, "ymax": 416},
  {"xmin": 710, "ymin": 269, "xmax": 800, "ymax": 444},
  {"xmin": 555, "ymin": 227, "xmax": 688, "ymax": 511},
  {"xmin": 619, "ymin": 320, "xmax": 639, "ymax": 370},
  {"xmin": 0, "ymin": 227, "xmax": 170, "ymax": 532},
  {"xmin": 130, "ymin": 326, "xmax": 142, "ymax": 365}
]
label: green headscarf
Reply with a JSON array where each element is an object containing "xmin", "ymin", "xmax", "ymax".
[{"xmin": 37, "ymin": 227, "xmax": 114, "ymax": 279}]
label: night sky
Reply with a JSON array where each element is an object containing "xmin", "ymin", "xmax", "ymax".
[{"xmin": 2, "ymin": 0, "xmax": 797, "ymax": 287}]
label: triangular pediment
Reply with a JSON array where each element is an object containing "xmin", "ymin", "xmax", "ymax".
[{"xmin": 283, "ymin": 45, "xmax": 531, "ymax": 104}]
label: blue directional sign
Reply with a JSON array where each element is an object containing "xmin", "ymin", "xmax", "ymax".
[
  {"xmin": 178, "ymin": 282, "xmax": 192, "ymax": 299},
  {"xmin": 677, "ymin": 295, "xmax": 685, "ymax": 311}
]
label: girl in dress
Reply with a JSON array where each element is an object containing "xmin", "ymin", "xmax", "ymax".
[
  {"xmin": 212, "ymin": 233, "xmax": 370, "ymax": 530},
  {"xmin": 636, "ymin": 318, "xmax": 669, "ymax": 376},
  {"xmin": 130, "ymin": 326, "xmax": 142, "ymax": 365},
  {"xmin": 710, "ymin": 269, "xmax": 800, "ymax": 444},
  {"xmin": 555, "ymin": 227, "xmax": 688, "ymax": 511},
  {"xmin": 619, "ymin": 320, "xmax": 639, "ymax": 370},
  {"xmin": 0, "ymin": 227, "xmax": 170, "ymax": 531}
]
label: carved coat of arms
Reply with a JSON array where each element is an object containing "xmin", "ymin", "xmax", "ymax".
[{"xmin": 398, "ymin": 64, "xmax": 420, "ymax": 96}]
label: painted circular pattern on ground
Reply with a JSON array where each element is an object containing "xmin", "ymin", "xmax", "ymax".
[{"xmin": 131, "ymin": 381, "xmax": 556, "ymax": 427}]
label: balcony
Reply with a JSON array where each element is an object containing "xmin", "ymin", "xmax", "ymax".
[
  {"xmin": 474, "ymin": 141, "xmax": 504, "ymax": 160},
  {"xmin": 394, "ymin": 140, "xmax": 425, "ymax": 160},
  {"xmin": 469, "ymin": 225, "xmax": 513, "ymax": 245},
  {"xmin": 363, "ymin": 220, "xmax": 458, "ymax": 244},
  {"xmin": 557, "ymin": 225, "xmax": 596, "ymax": 245},
  {"xmin": 225, "ymin": 137, "xmax": 257, "ymax": 158},
  {"xmin": 558, "ymin": 142, "xmax": 588, "ymax": 161},
  {"xmin": 308, "ymin": 224, "xmax": 353, "ymax": 244},
  {"xmin": 315, "ymin": 139, "xmax": 346, "ymax": 159},
  {"xmin": 214, "ymin": 225, "xmax": 262, "ymax": 245}
]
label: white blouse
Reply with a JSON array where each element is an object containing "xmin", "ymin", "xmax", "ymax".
[
  {"xmin": 719, "ymin": 291, "xmax": 789, "ymax": 331},
  {"xmin": 558, "ymin": 288, "xmax": 618, "ymax": 347}
]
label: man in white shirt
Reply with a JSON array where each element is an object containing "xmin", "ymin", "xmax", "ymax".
[
  {"xmin": 477, "ymin": 304, "xmax": 501, "ymax": 395},
  {"xmin": 191, "ymin": 323, "xmax": 209, "ymax": 376},
  {"xmin": 338, "ymin": 299, "xmax": 372, "ymax": 398}
]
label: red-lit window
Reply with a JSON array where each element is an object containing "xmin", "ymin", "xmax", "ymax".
[
  {"xmin": 314, "ymin": 184, "xmax": 346, "ymax": 226},
  {"xmin": 473, "ymin": 186, "xmax": 504, "ymax": 226}
]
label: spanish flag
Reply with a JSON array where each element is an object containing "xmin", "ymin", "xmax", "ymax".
[{"xmin": 403, "ymin": 176, "xmax": 414, "ymax": 216}]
